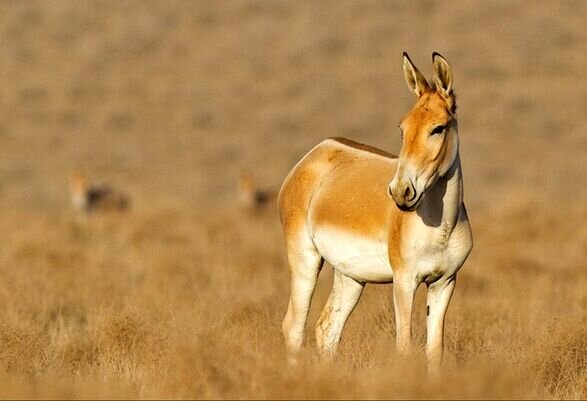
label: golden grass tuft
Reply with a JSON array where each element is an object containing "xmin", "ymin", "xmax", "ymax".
[
  {"xmin": 534, "ymin": 320, "xmax": 587, "ymax": 399},
  {"xmin": 97, "ymin": 312, "xmax": 167, "ymax": 377}
]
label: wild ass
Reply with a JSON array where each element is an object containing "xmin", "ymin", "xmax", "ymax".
[{"xmin": 278, "ymin": 52, "xmax": 473, "ymax": 369}]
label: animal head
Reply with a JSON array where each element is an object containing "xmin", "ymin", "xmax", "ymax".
[
  {"xmin": 388, "ymin": 52, "xmax": 459, "ymax": 211},
  {"xmin": 238, "ymin": 172, "xmax": 256, "ymax": 208},
  {"xmin": 69, "ymin": 168, "xmax": 89, "ymax": 210}
]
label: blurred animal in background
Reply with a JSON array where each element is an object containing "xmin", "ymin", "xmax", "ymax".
[
  {"xmin": 69, "ymin": 168, "xmax": 130, "ymax": 214},
  {"xmin": 237, "ymin": 172, "xmax": 278, "ymax": 214}
]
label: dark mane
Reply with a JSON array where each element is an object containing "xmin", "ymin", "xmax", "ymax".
[{"xmin": 329, "ymin": 137, "xmax": 397, "ymax": 159}]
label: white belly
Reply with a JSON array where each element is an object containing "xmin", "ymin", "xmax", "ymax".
[{"xmin": 312, "ymin": 227, "xmax": 393, "ymax": 283}]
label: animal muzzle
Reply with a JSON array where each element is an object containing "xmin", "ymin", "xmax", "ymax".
[{"xmin": 388, "ymin": 178, "xmax": 420, "ymax": 212}]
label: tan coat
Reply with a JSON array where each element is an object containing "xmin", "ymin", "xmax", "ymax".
[{"xmin": 278, "ymin": 53, "xmax": 473, "ymax": 370}]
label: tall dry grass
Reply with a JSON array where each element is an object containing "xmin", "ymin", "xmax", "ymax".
[
  {"xmin": 0, "ymin": 202, "xmax": 584, "ymax": 399},
  {"xmin": 0, "ymin": 1, "xmax": 585, "ymax": 399}
]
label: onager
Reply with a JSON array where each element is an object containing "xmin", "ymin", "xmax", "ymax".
[
  {"xmin": 69, "ymin": 169, "xmax": 130, "ymax": 214},
  {"xmin": 237, "ymin": 172, "xmax": 278, "ymax": 214},
  {"xmin": 278, "ymin": 52, "xmax": 473, "ymax": 369}
]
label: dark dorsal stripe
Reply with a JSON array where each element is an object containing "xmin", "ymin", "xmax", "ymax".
[{"xmin": 330, "ymin": 137, "xmax": 398, "ymax": 159}]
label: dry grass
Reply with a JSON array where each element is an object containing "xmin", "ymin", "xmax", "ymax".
[
  {"xmin": 0, "ymin": 204, "xmax": 583, "ymax": 399},
  {"xmin": 0, "ymin": 1, "xmax": 585, "ymax": 399}
]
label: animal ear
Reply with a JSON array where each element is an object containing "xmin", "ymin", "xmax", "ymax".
[
  {"xmin": 432, "ymin": 52, "xmax": 453, "ymax": 97},
  {"xmin": 403, "ymin": 52, "xmax": 430, "ymax": 97}
]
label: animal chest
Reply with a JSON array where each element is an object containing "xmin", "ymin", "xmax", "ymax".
[{"xmin": 404, "ymin": 219, "xmax": 472, "ymax": 284}]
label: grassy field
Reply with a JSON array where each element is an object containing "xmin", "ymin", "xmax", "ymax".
[{"xmin": 0, "ymin": 1, "xmax": 585, "ymax": 399}]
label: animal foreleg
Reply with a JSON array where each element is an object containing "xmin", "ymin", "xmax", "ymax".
[
  {"xmin": 393, "ymin": 274, "xmax": 419, "ymax": 355},
  {"xmin": 426, "ymin": 275, "xmax": 456, "ymax": 371}
]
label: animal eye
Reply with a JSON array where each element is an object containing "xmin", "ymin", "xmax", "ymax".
[{"xmin": 431, "ymin": 125, "xmax": 446, "ymax": 136}]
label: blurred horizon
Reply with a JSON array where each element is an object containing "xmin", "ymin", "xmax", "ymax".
[{"xmin": 1, "ymin": 1, "xmax": 586, "ymax": 215}]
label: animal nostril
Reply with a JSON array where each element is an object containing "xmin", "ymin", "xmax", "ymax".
[{"xmin": 404, "ymin": 186, "xmax": 412, "ymax": 199}]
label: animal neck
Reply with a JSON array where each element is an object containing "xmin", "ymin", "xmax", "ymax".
[{"xmin": 418, "ymin": 153, "xmax": 463, "ymax": 234}]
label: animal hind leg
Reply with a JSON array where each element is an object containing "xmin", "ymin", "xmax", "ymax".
[
  {"xmin": 282, "ymin": 232, "xmax": 324, "ymax": 365},
  {"xmin": 315, "ymin": 271, "xmax": 365, "ymax": 359}
]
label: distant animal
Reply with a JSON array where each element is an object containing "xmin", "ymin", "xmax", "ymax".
[
  {"xmin": 237, "ymin": 172, "xmax": 278, "ymax": 213},
  {"xmin": 69, "ymin": 169, "xmax": 130, "ymax": 213},
  {"xmin": 278, "ymin": 52, "xmax": 473, "ymax": 371}
]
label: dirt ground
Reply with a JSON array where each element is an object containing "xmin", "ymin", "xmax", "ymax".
[{"xmin": 0, "ymin": 1, "xmax": 585, "ymax": 399}]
